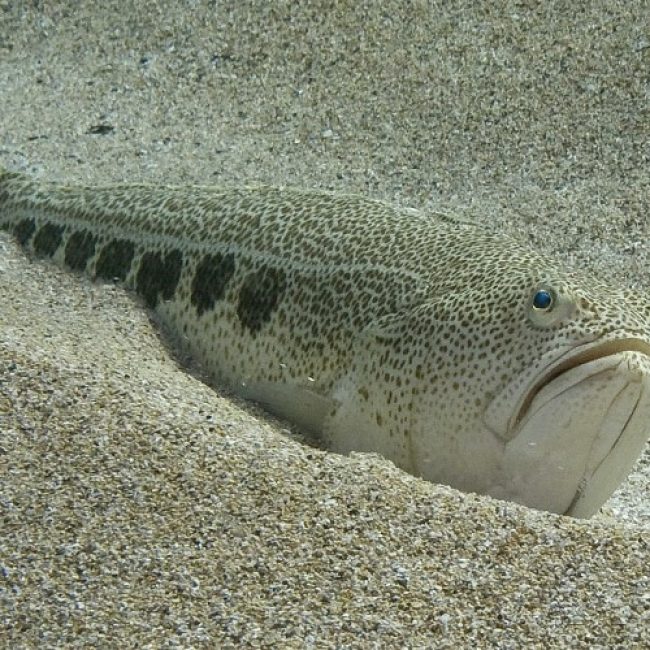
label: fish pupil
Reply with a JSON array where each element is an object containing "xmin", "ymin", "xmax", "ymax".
[{"xmin": 533, "ymin": 289, "xmax": 553, "ymax": 310}]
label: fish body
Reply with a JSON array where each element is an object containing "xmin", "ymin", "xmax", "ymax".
[{"xmin": 1, "ymin": 167, "xmax": 649, "ymax": 517}]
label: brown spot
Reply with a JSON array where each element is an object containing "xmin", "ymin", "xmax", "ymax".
[
  {"xmin": 65, "ymin": 229, "xmax": 97, "ymax": 271},
  {"xmin": 191, "ymin": 251, "xmax": 236, "ymax": 316},
  {"xmin": 95, "ymin": 239, "xmax": 135, "ymax": 282},
  {"xmin": 237, "ymin": 265, "xmax": 287, "ymax": 334},
  {"xmin": 13, "ymin": 218, "xmax": 36, "ymax": 245},
  {"xmin": 136, "ymin": 248, "xmax": 183, "ymax": 308},
  {"xmin": 33, "ymin": 223, "xmax": 65, "ymax": 257}
]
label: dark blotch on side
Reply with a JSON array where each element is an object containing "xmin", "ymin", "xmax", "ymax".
[
  {"xmin": 65, "ymin": 229, "xmax": 97, "ymax": 271},
  {"xmin": 32, "ymin": 223, "xmax": 65, "ymax": 257},
  {"xmin": 237, "ymin": 265, "xmax": 287, "ymax": 334},
  {"xmin": 33, "ymin": 223, "xmax": 65, "ymax": 257},
  {"xmin": 95, "ymin": 239, "xmax": 135, "ymax": 282},
  {"xmin": 13, "ymin": 218, "xmax": 36, "ymax": 245},
  {"xmin": 191, "ymin": 252, "xmax": 236, "ymax": 316},
  {"xmin": 136, "ymin": 249, "xmax": 183, "ymax": 308}
]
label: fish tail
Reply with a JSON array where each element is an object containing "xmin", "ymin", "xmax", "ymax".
[
  {"xmin": 0, "ymin": 165, "xmax": 27, "ymax": 194},
  {"xmin": 0, "ymin": 163, "xmax": 15, "ymax": 177},
  {"xmin": 0, "ymin": 165, "xmax": 12, "ymax": 215},
  {"xmin": 0, "ymin": 166, "xmax": 34, "ymax": 233}
]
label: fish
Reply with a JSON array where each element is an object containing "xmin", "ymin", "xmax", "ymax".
[{"xmin": 1, "ymin": 166, "xmax": 649, "ymax": 518}]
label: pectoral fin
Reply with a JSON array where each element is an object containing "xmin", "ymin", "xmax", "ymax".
[{"xmin": 238, "ymin": 379, "xmax": 335, "ymax": 438}]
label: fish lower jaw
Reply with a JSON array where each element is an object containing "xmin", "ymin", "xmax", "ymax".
[{"xmin": 493, "ymin": 351, "xmax": 650, "ymax": 517}]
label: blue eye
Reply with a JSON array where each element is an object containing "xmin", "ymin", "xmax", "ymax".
[{"xmin": 532, "ymin": 289, "xmax": 553, "ymax": 311}]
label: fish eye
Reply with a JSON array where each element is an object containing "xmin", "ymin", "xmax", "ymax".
[{"xmin": 532, "ymin": 288, "xmax": 554, "ymax": 311}]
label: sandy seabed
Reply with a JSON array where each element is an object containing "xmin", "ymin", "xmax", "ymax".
[{"xmin": 1, "ymin": 2, "xmax": 648, "ymax": 647}]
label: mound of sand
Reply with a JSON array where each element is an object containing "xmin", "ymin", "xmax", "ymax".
[{"xmin": 1, "ymin": 1, "xmax": 648, "ymax": 646}]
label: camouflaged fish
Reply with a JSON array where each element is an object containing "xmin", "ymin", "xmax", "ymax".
[{"xmin": 1, "ymin": 166, "xmax": 649, "ymax": 517}]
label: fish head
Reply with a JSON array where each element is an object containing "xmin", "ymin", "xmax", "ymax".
[{"xmin": 409, "ymin": 251, "xmax": 650, "ymax": 517}]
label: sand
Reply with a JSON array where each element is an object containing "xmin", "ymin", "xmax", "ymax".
[{"xmin": 0, "ymin": 1, "xmax": 648, "ymax": 647}]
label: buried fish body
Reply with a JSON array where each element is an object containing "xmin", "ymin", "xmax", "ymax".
[{"xmin": 1, "ymin": 167, "xmax": 649, "ymax": 517}]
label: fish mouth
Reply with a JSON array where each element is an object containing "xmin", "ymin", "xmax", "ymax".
[{"xmin": 511, "ymin": 337, "xmax": 650, "ymax": 434}]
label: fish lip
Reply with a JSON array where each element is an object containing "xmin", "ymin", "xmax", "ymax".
[{"xmin": 510, "ymin": 336, "xmax": 650, "ymax": 435}]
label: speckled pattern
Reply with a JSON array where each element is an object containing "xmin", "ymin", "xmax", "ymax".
[
  {"xmin": 2, "ymin": 168, "xmax": 649, "ymax": 518},
  {"xmin": 1, "ymin": 1, "xmax": 649, "ymax": 646}
]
